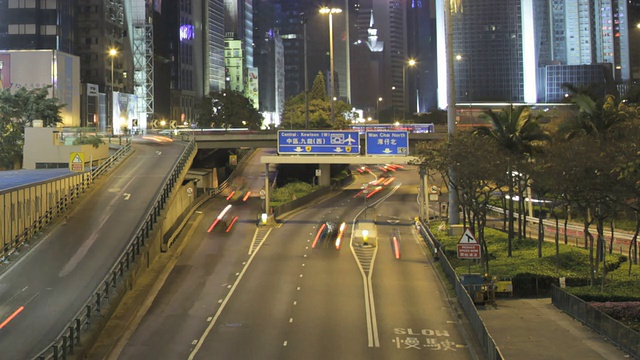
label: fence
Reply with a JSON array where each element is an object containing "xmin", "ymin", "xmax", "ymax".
[
  {"xmin": 416, "ymin": 221, "xmax": 503, "ymax": 360},
  {"xmin": 551, "ymin": 285, "xmax": 640, "ymax": 359},
  {"xmin": 32, "ymin": 141, "xmax": 195, "ymax": 360}
]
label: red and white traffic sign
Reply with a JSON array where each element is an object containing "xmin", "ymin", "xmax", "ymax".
[{"xmin": 457, "ymin": 228, "xmax": 481, "ymax": 259}]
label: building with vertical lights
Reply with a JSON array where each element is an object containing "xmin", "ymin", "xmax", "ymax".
[{"xmin": 436, "ymin": 0, "xmax": 631, "ymax": 108}]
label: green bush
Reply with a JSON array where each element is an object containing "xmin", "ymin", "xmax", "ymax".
[{"xmin": 271, "ymin": 181, "xmax": 314, "ymax": 205}]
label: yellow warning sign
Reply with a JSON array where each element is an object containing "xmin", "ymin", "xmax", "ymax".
[{"xmin": 69, "ymin": 152, "xmax": 85, "ymax": 172}]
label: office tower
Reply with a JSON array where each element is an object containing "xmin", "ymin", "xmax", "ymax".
[
  {"xmin": 0, "ymin": 0, "xmax": 76, "ymax": 53},
  {"xmin": 153, "ymin": 0, "xmax": 203, "ymax": 125},
  {"xmin": 406, "ymin": 0, "xmax": 438, "ymax": 113},
  {"xmin": 350, "ymin": 0, "xmax": 385, "ymax": 115},
  {"xmin": 207, "ymin": 0, "xmax": 226, "ymax": 92},
  {"xmin": 256, "ymin": 28, "xmax": 285, "ymax": 125},
  {"xmin": 224, "ymin": 0, "xmax": 256, "ymax": 105},
  {"xmin": 436, "ymin": 0, "xmax": 631, "ymax": 108},
  {"xmin": 273, "ymin": 0, "xmax": 306, "ymax": 99}
]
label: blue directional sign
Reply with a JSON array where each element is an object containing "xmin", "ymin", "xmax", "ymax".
[
  {"xmin": 365, "ymin": 130, "xmax": 409, "ymax": 156},
  {"xmin": 278, "ymin": 130, "xmax": 360, "ymax": 155}
]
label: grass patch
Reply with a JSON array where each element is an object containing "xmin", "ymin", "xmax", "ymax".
[{"xmin": 432, "ymin": 227, "xmax": 640, "ymax": 299}]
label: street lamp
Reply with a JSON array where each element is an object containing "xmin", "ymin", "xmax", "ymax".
[
  {"xmin": 108, "ymin": 48, "xmax": 118, "ymax": 134},
  {"xmin": 402, "ymin": 58, "xmax": 416, "ymax": 122},
  {"xmin": 320, "ymin": 6, "xmax": 342, "ymax": 125},
  {"xmin": 376, "ymin": 97, "xmax": 382, "ymax": 120}
]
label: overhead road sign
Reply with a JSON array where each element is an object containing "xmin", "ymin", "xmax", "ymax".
[
  {"xmin": 277, "ymin": 130, "xmax": 360, "ymax": 155},
  {"xmin": 365, "ymin": 131, "xmax": 408, "ymax": 156},
  {"xmin": 457, "ymin": 228, "xmax": 481, "ymax": 259}
]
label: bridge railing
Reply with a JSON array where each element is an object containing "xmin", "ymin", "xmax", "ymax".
[{"xmin": 32, "ymin": 141, "xmax": 195, "ymax": 360}]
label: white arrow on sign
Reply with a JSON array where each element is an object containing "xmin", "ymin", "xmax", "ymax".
[
  {"xmin": 458, "ymin": 228, "xmax": 478, "ymax": 244},
  {"xmin": 294, "ymin": 146, "xmax": 304, "ymax": 152},
  {"xmin": 383, "ymin": 148, "xmax": 393, "ymax": 154},
  {"xmin": 123, "ymin": 193, "xmax": 131, "ymax": 200},
  {"xmin": 334, "ymin": 147, "xmax": 344, "ymax": 153}
]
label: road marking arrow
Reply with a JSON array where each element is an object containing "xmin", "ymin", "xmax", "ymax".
[{"xmin": 124, "ymin": 193, "xmax": 131, "ymax": 200}]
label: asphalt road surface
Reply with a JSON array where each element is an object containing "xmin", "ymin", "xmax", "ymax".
[
  {"xmin": 0, "ymin": 141, "xmax": 185, "ymax": 359},
  {"xmin": 116, "ymin": 159, "xmax": 476, "ymax": 360}
]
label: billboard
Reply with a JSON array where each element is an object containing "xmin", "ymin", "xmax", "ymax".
[
  {"xmin": 245, "ymin": 67, "xmax": 259, "ymax": 110},
  {"xmin": 112, "ymin": 92, "xmax": 140, "ymax": 135}
]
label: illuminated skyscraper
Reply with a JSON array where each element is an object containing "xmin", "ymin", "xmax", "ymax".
[{"xmin": 436, "ymin": 0, "xmax": 630, "ymax": 108}]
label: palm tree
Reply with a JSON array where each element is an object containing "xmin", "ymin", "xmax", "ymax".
[
  {"xmin": 557, "ymin": 93, "xmax": 637, "ymax": 286},
  {"xmin": 474, "ymin": 105, "xmax": 551, "ymax": 257}
]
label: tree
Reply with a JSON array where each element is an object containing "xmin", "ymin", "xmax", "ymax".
[
  {"xmin": 474, "ymin": 105, "xmax": 550, "ymax": 256},
  {"xmin": 0, "ymin": 86, "xmax": 64, "ymax": 169},
  {"xmin": 310, "ymin": 71, "xmax": 328, "ymax": 101},
  {"xmin": 195, "ymin": 90, "xmax": 263, "ymax": 130},
  {"xmin": 281, "ymin": 71, "xmax": 353, "ymax": 130},
  {"xmin": 415, "ymin": 131, "xmax": 507, "ymax": 275}
]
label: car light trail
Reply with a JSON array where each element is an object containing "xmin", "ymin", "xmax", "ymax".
[
  {"xmin": 242, "ymin": 191, "xmax": 252, "ymax": 201},
  {"xmin": 226, "ymin": 216, "xmax": 239, "ymax": 232},
  {"xmin": 0, "ymin": 306, "xmax": 24, "ymax": 329},
  {"xmin": 392, "ymin": 236, "xmax": 401, "ymax": 259},
  {"xmin": 383, "ymin": 176, "xmax": 395, "ymax": 186},
  {"xmin": 208, "ymin": 204, "xmax": 233, "ymax": 233},
  {"xmin": 335, "ymin": 222, "xmax": 346, "ymax": 249},
  {"xmin": 311, "ymin": 223, "xmax": 326, "ymax": 249},
  {"xmin": 366, "ymin": 186, "xmax": 383, "ymax": 198},
  {"xmin": 226, "ymin": 191, "xmax": 235, "ymax": 201}
]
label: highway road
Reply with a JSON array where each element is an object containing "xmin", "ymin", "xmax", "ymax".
[
  {"xmin": 0, "ymin": 141, "xmax": 186, "ymax": 359},
  {"xmin": 116, "ymin": 156, "xmax": 476, "ymax": 360}
]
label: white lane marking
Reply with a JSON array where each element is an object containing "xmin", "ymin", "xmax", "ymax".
[
  {"xmin": 289, "ymin": 318, "xmax": 294, "ymax": 323},
  {"xmin": 192, "ymin": 340, "xmax": 198, "ymax": 345},
  {"xmin": 123, "ymin": 193, "xmax": 131, "ymax": 200},
  {"xmin": 348, "ymin": 184, "xmax": 402, "ymax": 348},
  {"xmin": 207, "ymin": 317, "xmax": 213, "ymax": 322},
  {"xmin": 283, "ymin": 341, "xmax": 288, "ymax": 346},
  {"xmin": 293, "ymin": 301, "xmax": 297, "ymax": 306},
  {"xmin": 188, "ymin": 227, "xmax": 272, "ymax": 359}
]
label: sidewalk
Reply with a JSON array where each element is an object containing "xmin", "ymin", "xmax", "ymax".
[{"xmin": 479, "ymin": 297, "xmax": 632, "ymax": 359}]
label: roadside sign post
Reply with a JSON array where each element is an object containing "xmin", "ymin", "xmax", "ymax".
[
  {"xmin": 457, "ymin": 228, "xmax": 481, "ymax": 274},
  {"xmin": 69, "ymin": 152, "xmax": 85, "ymax": 173}
]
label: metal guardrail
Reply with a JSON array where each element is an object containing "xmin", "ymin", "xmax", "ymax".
[
  {"xmin": 416, "ymin": 220, "xmax": 503, "ymax": 360},
  {"xmin": 32, "ymin": 141, "xmax": 195, "ymax": 360},
  {"xmin": 551, "ymin": 286, "xmax": 640, "ymax": 359}
]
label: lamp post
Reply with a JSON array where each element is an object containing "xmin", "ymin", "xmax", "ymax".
[
  {"xmin": 320, "ymin": 6, "xmax": 342, "ymax": 125},
  {"xmin": 302, "ymin": 17, "xmax": 310, "ymax": 129},
  {"xmin": 402, "ymin": 58, "xmax": 416, "ymax": 122},
  {"xmin": 376, "ymin": 97, "xmax": 382, "ymax": 120},
  {"xmin": 108, "ymin": 48, "xmax": 118, "ymax": 134}
]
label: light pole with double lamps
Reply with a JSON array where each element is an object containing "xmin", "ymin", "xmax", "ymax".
[{"xmin": 319, "ymin": 6, "xmax": 342, "ymax": 125}]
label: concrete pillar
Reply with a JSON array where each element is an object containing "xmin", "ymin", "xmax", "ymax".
[{"xmin": 319, "ymin": 163, "xmax": 331, "ymax": 187}]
